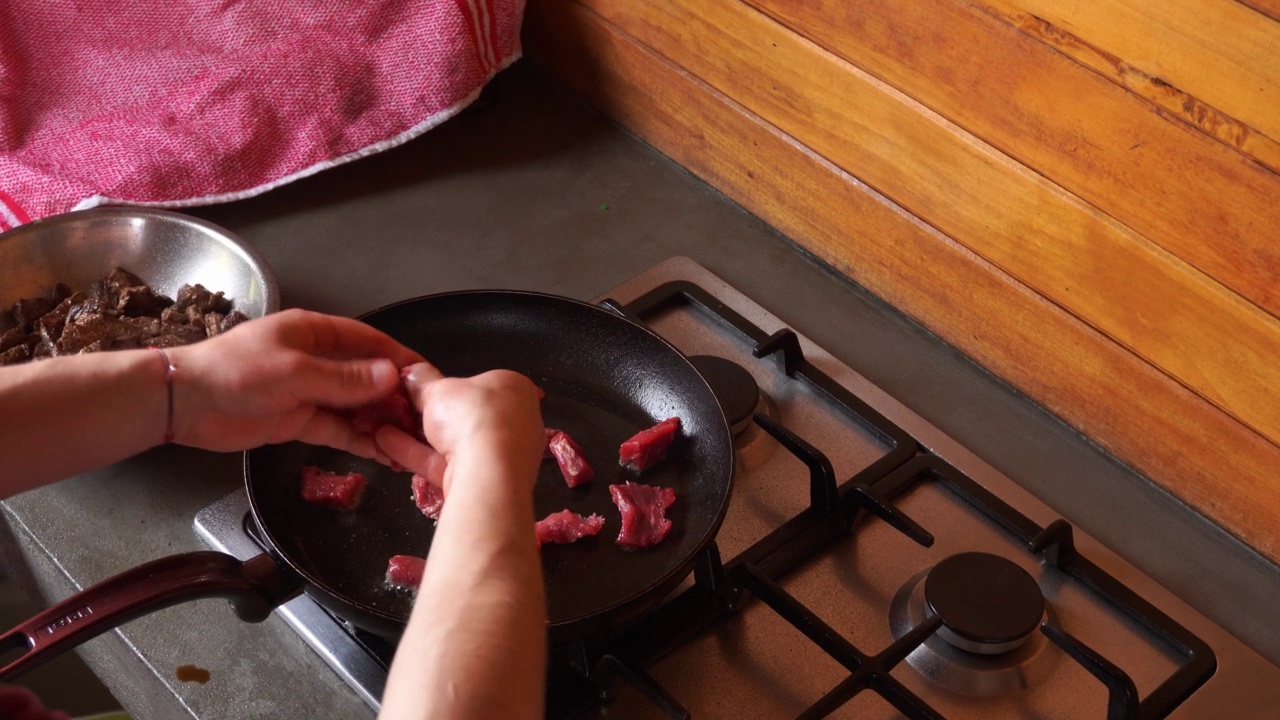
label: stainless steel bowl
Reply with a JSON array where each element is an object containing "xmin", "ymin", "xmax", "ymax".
[{"xmin": 0, "ymin": 208, "xmax": 278, "ymax": 332}]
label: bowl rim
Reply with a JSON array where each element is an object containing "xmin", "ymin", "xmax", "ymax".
[{"xmin": 0, "ymin": 207, "xmax": 280, "ymax": 315}]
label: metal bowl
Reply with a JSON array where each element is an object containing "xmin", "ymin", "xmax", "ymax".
[{"xmin": 0, "ymin": 208, "xmax": 278, "ymax": 332}]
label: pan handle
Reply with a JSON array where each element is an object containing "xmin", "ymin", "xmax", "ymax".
[{"xmin": 0, "ymin": 551, "xmax": 299, "ymax": 681}]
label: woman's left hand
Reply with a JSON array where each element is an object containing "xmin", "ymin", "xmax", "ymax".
[{"xmin": 166, "ymin": 308, "xmax": 423, "ymax": 460}]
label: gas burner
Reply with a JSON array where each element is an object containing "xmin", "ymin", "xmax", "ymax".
[
  {"xmin": 687, "ymin": 354, "xmax": 779, "ymax": 472},
  {"xmin": 689, "ymin": 355, "xmax": 759, "ymax": 434},
  {"xmin": 924, "ymin": 552, "xmax": 1045, "ymax": 655},
  {"xmin": 890, "ymin": 560, "xmax": 1059, "ymax": 697}
]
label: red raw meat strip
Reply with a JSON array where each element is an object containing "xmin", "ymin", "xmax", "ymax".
[
  {"xmin": 535, "ymin": 510, "xmax": 605, "ymax": 547},
  {"xmin": 349, "ymin": 388, "xmax": 421, "ymax": 439},
  {"xmin": 300, "ymin": 466, "xmax": 367, "ymax": 511},
  {"xmin": 543, "ymin": 427, "xmax": 560, "ymax": 459},
  {"xmin": 411, "ymin": 473, "xmax": 445, "ymax": 522},
  {"xmin": 386, "ymin": 555, "xmax": 426, "ymax": 590},
  {"xmin": 548, "ymin": 430, "xmax": 594, "ymax": 487},
  {"xmin": 619, "ymin": 417, "xmax": 682, "ymax": 472},
  {"xmin": 609, "ymin": 482, "xmax": 677, "ymax": 548}
]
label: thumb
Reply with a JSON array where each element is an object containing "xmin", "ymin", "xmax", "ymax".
[
  {"xmin": 293, "ymin": 356, "xmax": 400, "ymax": 408},
  {"xmin": 399, "ymin": 361, "xmax": 446, "ymax": 411}
]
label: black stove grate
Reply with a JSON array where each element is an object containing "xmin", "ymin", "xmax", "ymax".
[{"xmin": 544, "ymin": 281, "xmax": 1218, "ymax": 720}]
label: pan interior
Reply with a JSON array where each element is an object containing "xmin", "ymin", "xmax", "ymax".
[{"xmin": 249, "ymin": 291, "xmax": 732, "ymax": 632}]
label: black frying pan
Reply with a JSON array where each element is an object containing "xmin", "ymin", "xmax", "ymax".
[
  {"xmin": 0, "ymin": 290, "xmax": 733, "ymax": 678},
  {"xmin": 253, "ymin": 291, "xmax": 734, "ymax": 641}
]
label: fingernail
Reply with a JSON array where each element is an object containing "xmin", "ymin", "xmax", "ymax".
[
  {"xmin": 402, "ymin": 362, "xmax": 426, "ymax": 385},
  {"xmin": 371, "ymin": 359, "xmax": 397, "ymax": 386}
]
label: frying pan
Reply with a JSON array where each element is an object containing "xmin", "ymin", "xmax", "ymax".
[{"xmin": 0, "ymin": 290, "xmax": 733, "ymax": 679}]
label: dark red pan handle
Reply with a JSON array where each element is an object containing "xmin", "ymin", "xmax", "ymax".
[{"xmin": 0, "ymin": 551, "xmax": 300, "ymax": 680}]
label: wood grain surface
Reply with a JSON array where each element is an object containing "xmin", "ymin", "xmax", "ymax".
[
  {"xmin": 745, "ymin": 0, "xmax": 1280, "ymax": 316},
  {"xmin": 969, "ymin": 0, "xmax": 1280, "ymax": 161},
  {"xmin": 548, "ymin": 0, "xmax": 1280, "ymax": 447},
  {"xmin": 523, "ymin": 0, "xmax": 1280, "ymax": 563}
]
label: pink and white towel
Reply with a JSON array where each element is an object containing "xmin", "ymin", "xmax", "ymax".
[{"xmin": 0, "ymin": 1, "xmax": 525, "ymax": 231}]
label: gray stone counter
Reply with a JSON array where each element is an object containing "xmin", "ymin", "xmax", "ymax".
[{"xmin": 4, "ymin": 63, "xmax": 1278, "ymax": 719}]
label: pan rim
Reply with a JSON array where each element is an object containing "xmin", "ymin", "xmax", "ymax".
[{"xmin": 246, "ymin": 288, "xmax": 735, "ymax": 638}]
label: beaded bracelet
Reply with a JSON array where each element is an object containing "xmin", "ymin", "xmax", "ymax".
[{"xmin": 150, "ymin": 346, "xmax": 176, "ymax": 444}]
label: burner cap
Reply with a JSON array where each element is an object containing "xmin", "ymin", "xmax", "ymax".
[
  {"xmin": 688, "ymin": 355, "xmax": 760, "ymax": 434},
  {"xmin": 924, "ymin": 552, "xmax": 1044, "ymax": 655}
]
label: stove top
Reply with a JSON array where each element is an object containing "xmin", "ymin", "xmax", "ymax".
[{"xmin": 195, "ymin": 257, "xmax": 1280, "ymax": 718}]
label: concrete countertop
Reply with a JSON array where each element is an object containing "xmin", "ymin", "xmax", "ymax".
[{"xmin": 3, "ymin": 63, "xmax": 1277, "ymax": 719}]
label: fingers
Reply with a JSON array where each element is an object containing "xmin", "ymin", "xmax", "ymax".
[
  {"xmin": 291, "ymin": 356, "xmax": 401, "ymax": 409},
  {"xmin": 399, "ymin": 361, "xmax": 446, "ymax": 412},
  {"xmin": 300, "ymin": 311, "xmax": 425, "ymax": 367},
  {"xmin": 376, "ymin": 425, "xmax": 446, "ymax": 483},
  {"xmin": 296, "ymin": 409, "xmax": 394, "ymax": 465}
]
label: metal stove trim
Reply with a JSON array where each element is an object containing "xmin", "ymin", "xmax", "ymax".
[{"xmin": 193, "ymin": 492, "xmax": 386, "ymax": 710}]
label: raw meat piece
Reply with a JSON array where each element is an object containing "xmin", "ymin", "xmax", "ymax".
[
  {"xmin": 411, "ymin": 474, "xmax": 445, "ymax": 522},
  {"xmin": 548, "ymin": 430, "xmax": 594, "ymax": 487},
  {"xmin": 609, "ymin": 482, "xmax": 677, "ymax": 548},
  {"xmin": 543, "ymin": 427, "xmax": 560, "ymax": 458},
  {"xmin": 300, "ymin": 466, "xmax": 367, "ymax": 511},
  {"xmin": 619, "ymin": 417, "xmax": 682, "ymax": 472},
  {"xmin": 386, "ymin": 555, "xmax": 426, "ymax": 590},
  {"xmin": 349, "ymin": 389, "xmax": 420, "ymax": 439},
  {"xmin": 535, "ymin": 510, "xmax": 605, "ymax": 546}
]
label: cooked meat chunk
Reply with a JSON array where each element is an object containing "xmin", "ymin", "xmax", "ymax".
[
  {"xmin": 619, "ymin": 417, "xmax": 682, "ymax": 472},
  {"xmin": 175, "ymin": 283, "xmax": 233, "ymax": 314},
  {"xmin": 51, "ymin": 282, "xmax": 73, "ymax": 304},
  {"xmin": 203, "ymin": 311, "xmax": 226, "ymax": 337},
  {"xmin": 609, "ymin": 482, "xmax": 677, "ymax": 548},
  {"xmin": 56, "ymin": 314, "xmax": 149, "ymax": 354},
  {"xmin": 220, "ymin": 310, "xmax": 249, "ymax": 333},
  {"xmin": 104, "ymin": 267, "xmax": 146, "ymax": 293},
  {"xmin": 0, "ymin": 344, "xmax": 31, "ymax": 365},
  {"xmin": 160, "ymin": 306, "xmax": 187, "ymax": 324},
  {"xmin": 535, "ymin": 510, "xmax": 605, "ymax": 547},
  {"xmin": 548, "ymin": 430, "xmax": 594, "ymax": 488},
  {"xmin": 299, "ymin": 466, "xmax": 367, "ymax": 511},
  {"xmin": 385, "ymin": 555, "xmax": 427, "ymax": 590},
  {"xmin": 159, "ymin": 322, "xmax": 206, "ymax": 344},
  {"xmin": 117, "ymin": 284, "xmax": 173, "ymax": 317},
  {"xmin": 2, "ymin": 268, "xmax": 243, "ymax": 366},
  {"xmin": 0, "ymin": 326, "xmax": 25, "ymax": 352},
  {"xmin": 11, "ymin": 297, "xmax": 54, "ymax": 331},
  {"xmin": 35, "ymin": 311, "xmax": 67, "ymax": 348},
  {"xmin": 411, "ymin": 474, "xmax": 445, "ymax": 522},
  {"xmin": 66, "ymin": 295, "xmax": 115, "ymax": 325}
]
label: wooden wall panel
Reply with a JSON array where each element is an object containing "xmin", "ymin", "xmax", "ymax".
[
  {"xmin": 1238, "ymin": 0, "xmax": 1280, "ymax": 22},
  {"xmin": 552, "ymin": 0, "xmax": 1280, "ymax": 449},
  {"xmin": 970, "ymin": 0, "xmax": 1280, "ymax": 159},
  {"xmin": 744, "ymin": 0, "xmax": 1280, "ymax": 319},
  {"xmin": 523, "ymin": 0, "xmax": 1280, "ymax": 563}
]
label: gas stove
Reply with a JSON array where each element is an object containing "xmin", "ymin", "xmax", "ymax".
[{"xmin": 195, "ymin": 257, "xmax": 1280, "ymax": 718}]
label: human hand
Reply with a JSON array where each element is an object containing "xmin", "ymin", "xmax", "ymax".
[
  {"xmin": 165, "ymin": 309, "xmax": 423, "ymax": 459},
  {"xmin": 375, "ymin": 362, "xmax": 544, "ymax": 497}
]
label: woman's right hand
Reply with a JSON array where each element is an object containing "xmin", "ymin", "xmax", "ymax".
[{"xmin": 374, "ymin": 361, "xmax": 544, "ymax": 498}]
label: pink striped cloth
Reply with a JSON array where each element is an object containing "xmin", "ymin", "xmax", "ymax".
[{"xmin": 0, "ymin": 1, "xmax": 524, "ymax": 231}]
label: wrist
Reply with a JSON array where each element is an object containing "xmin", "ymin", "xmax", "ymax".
[
  {"xmin": 148, "ymin": 347, "xmax": 176, "ymax": 444},
  {"xmin": 445, "ymin": 446, "xmax": 539, "ymax": 498}
]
